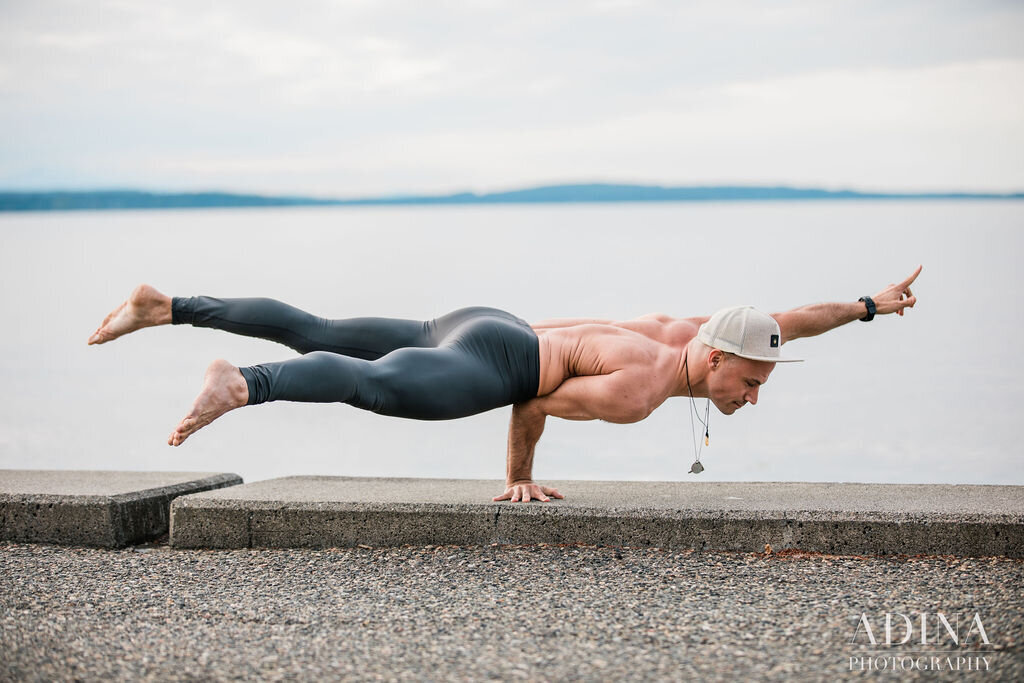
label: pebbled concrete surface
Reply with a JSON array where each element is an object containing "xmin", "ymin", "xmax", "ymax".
[
  {"xmin": 1, "ymin": 470, "xmax": 242, "ymax": 547},
  {"xmin": 171, "ymin": 477, "xmax": 1024, "ymax": 557},
  {"xmin": 1, "ymin": 541, "xmax": 1020, "ymax": 681}
]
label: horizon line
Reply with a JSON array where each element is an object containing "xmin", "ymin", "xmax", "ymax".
[{"xmin": 2, "ymin": 181, "xmax": 1023, "ymax": 212}]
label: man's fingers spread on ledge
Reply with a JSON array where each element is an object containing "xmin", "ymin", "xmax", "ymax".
[{"xmin": 494, "ymin": 485, "xmax": 563, "ymax": 503}]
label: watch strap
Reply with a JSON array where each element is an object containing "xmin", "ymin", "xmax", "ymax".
[{"xmin": 858, "ymin": 296, "xmax": 876, "ymax": 322}]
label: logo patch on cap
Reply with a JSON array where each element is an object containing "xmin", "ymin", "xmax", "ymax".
[{"xmin": 770, "ymin": 334, "xmax": 780, "ymax": 348}]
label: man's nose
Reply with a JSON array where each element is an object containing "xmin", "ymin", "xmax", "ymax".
[{"xmin": 745, "ymin": 386, "xmax": 759, "ymax": 405}]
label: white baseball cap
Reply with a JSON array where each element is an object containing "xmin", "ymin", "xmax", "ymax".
[{"xmin": 697, "ymin": 305, "xmax": 803, "ymax": 363}]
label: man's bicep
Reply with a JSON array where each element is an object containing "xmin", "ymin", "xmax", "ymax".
[
  {"xmin": 534, "ymin": 372, "xmax": 652, "ymax": 424},
  {"xmin": 771, "ymin": 311, "xmax": 802, "ymax": 343}
]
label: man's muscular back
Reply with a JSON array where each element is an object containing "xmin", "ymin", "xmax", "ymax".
[{"xmin": 530, "ymin": 314, "xmax": 705, "ymax": 422}]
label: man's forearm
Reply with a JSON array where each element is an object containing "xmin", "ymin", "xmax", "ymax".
[
  {"xmin": 774, "ymin": 301, "xmax": 868, "ymax": 342},
  {"xmin": 505, "ymin": 401, "xmax": 547, "ymax": 484},
  {"xmin": 773, "ymin": 267, "xmax": 921, "ymax": 342}
]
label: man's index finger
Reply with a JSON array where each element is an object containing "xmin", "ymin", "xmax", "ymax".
[{"xmin": 901, "ymin": 265, "xmax": 923, "ymax": 288}]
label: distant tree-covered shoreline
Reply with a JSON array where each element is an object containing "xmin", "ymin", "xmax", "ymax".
[{"xmin": 2, "ymin": 184, "xmax": 1021, "ymax": 212}]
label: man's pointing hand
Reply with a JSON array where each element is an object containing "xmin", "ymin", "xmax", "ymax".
[
  {"xmin": 873, "ymin": 265, "xmax": 922, "ymax": 317},
  {"xmin": 493, "ymin": 480, "xmax": 564, "ymax": 503}
]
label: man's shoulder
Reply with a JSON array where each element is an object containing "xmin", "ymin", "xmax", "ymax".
[
  {"xmin": 603, "ymin": 315, "xmax": 700, "ymax": 347},
  {"xmin": 635, "ymin": 312, "xmax": 675, "ymax": 323},
  {"xmin": 634, "ymin": 312, "xmax": 707, "ymax": 328}
]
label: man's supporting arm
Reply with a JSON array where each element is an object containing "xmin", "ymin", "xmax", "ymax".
[
  {"xmin": 493, "ymin": 401, "xmax": 563, "ymax": 503},
  {"xmin": 493, "ymin": 371, "xmax": 655, "ymax": 502},
  {"xmin": 772, "ymin": 266, "xmax": 921, "ymax": 343},
  {"xmin": 493, "ymin": 403, "xmax": 557, "ymax": 499},
  {"xmin": 506, "ymin": 401, "xmax": 546, "ymax": 485}
]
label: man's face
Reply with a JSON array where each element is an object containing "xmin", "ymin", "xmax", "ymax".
[{"xmin": 706, "ymin": 353, "xmax": 775, "ymax": 415}]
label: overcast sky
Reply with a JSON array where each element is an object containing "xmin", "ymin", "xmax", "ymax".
[{"xmin": 1, "ymin": 0, "xmax": 1022, "ymax": 195}]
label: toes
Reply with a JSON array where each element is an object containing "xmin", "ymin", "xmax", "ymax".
[
  {"xmin": 169, "ymin": 411, "xmax": 202, "ymax": 446},
  {"xmin": 173, "ymin": 416, "xmax": 202, "ymax": 440},
  {"xmin": 91, "ymin": 301, "xmax": 130, "ymax": 345},
  {"xmin": 100, "ymin": 302, "xmax": 126, "ymax": 327}
]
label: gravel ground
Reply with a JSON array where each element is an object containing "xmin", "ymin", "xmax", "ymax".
[{"xmin": 1, "ymin": 541, "xmax": 1021, "ymax": 682}]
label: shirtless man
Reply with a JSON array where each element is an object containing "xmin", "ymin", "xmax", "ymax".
[{"xmin": 87, "ymin": 266, "xmax": 920, "ymax": 502}]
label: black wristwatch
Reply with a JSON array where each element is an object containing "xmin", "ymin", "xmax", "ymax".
[{"xmin": 858, "ymin": 296, "xmax": 876, "ymax": 322}]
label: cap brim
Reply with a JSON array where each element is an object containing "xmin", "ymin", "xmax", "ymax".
[{"xmin": 734, "ymin": 353, "xmax": 804, "ymax": 363}]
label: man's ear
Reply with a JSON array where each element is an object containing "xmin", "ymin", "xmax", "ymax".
[{"xmin": 707, "ymin": 349, "xmax": 725, "ymax": 370}]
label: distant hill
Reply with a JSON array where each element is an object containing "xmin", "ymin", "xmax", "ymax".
[
  {"xmin": 1, "ymin": 184, "xmax": 1022, "ymax": 212},
  {"xmin": 0, "ymin": 190, "xmax": 339, "ymax": 212}
]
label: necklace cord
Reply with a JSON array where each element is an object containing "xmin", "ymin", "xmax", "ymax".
[{"xmin": 683, "ymin": 354, "xmax": 711, "ymax": 464}]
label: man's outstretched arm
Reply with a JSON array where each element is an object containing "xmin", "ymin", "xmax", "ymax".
[
  {"xmin": 772, "ymin": 265, "xmax": 921, "ymax": 343},
  {"xmin": 531, "ymin": 316, "xmax": 616, "ymax": 330}
]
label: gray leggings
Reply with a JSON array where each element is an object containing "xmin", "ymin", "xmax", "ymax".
[{"xmin": 171, "ymin": 296, "xmax": 540, "ymax": 420}]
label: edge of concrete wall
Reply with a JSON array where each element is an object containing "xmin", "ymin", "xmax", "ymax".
[
  {"xmin": 170, "ymin": 478, "xmax": 1024, "ymax": 557},
  {"xmin": 2, "ymin": 472, "xmax": 243, "ymax": 547}
]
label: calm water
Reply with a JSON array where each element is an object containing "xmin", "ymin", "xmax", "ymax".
[{"xmin": 1, "ymin": 201, "xmax": 1022, "ymax": 486}]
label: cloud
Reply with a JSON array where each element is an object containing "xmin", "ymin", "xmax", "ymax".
[
  {"xmin": 1, "ymin": 1, "xmax": 1022, "ymax": 192},
  {"xmin": 128, "ymin": 59, "xmax": 1021, "ymax": 195}
]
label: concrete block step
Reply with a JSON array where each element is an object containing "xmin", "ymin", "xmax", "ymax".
[
  {"xmin": 170, "ymin": 477, "xmax": 1024, "ymax": 557},
  {"xmin": 1, "ymin": 470, "xmax": 242, "ymax": 547}
]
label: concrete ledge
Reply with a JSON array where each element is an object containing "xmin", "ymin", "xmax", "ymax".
[
  {"xmin": 170, "ymin": 477, "xmax": 1024, "ymax": 557},
  {"xmin": 1, "ymin": 470, "xmax": 243, "ymax": 547}
]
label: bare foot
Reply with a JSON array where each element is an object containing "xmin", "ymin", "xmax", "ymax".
[
  {"xmin": 87, "ymin": 284, "xmax": 172, "ymax": 345},
  {"xmin": 168, "ymin": 359, "xmax": 250, "ymax": 446}
]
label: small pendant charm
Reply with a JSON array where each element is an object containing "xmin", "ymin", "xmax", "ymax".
[{"xmin": 688, "ymin": 460, "xmax": 704, "ymax": 474}]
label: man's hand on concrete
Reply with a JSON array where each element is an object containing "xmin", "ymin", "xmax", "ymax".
[
  {"xmin": 493, "ymin": 480, "xmax": 564, "ymax": 503},
  {"xmin": 873, "ymin": 265, "xmax": 922, "ymax": 317}
]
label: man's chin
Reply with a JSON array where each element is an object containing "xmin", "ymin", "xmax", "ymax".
[
  {"xmin": 713, "ymin": 401, "xmax": 738, "ymax": 415},
  {"xmin": 715, "ymin": 401, "xmax": 744, "ymax": 415}
]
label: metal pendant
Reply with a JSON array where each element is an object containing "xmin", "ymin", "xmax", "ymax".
[{"xmin": 688, "ymin": 460, "xmax": 704, "ymax": 474}]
